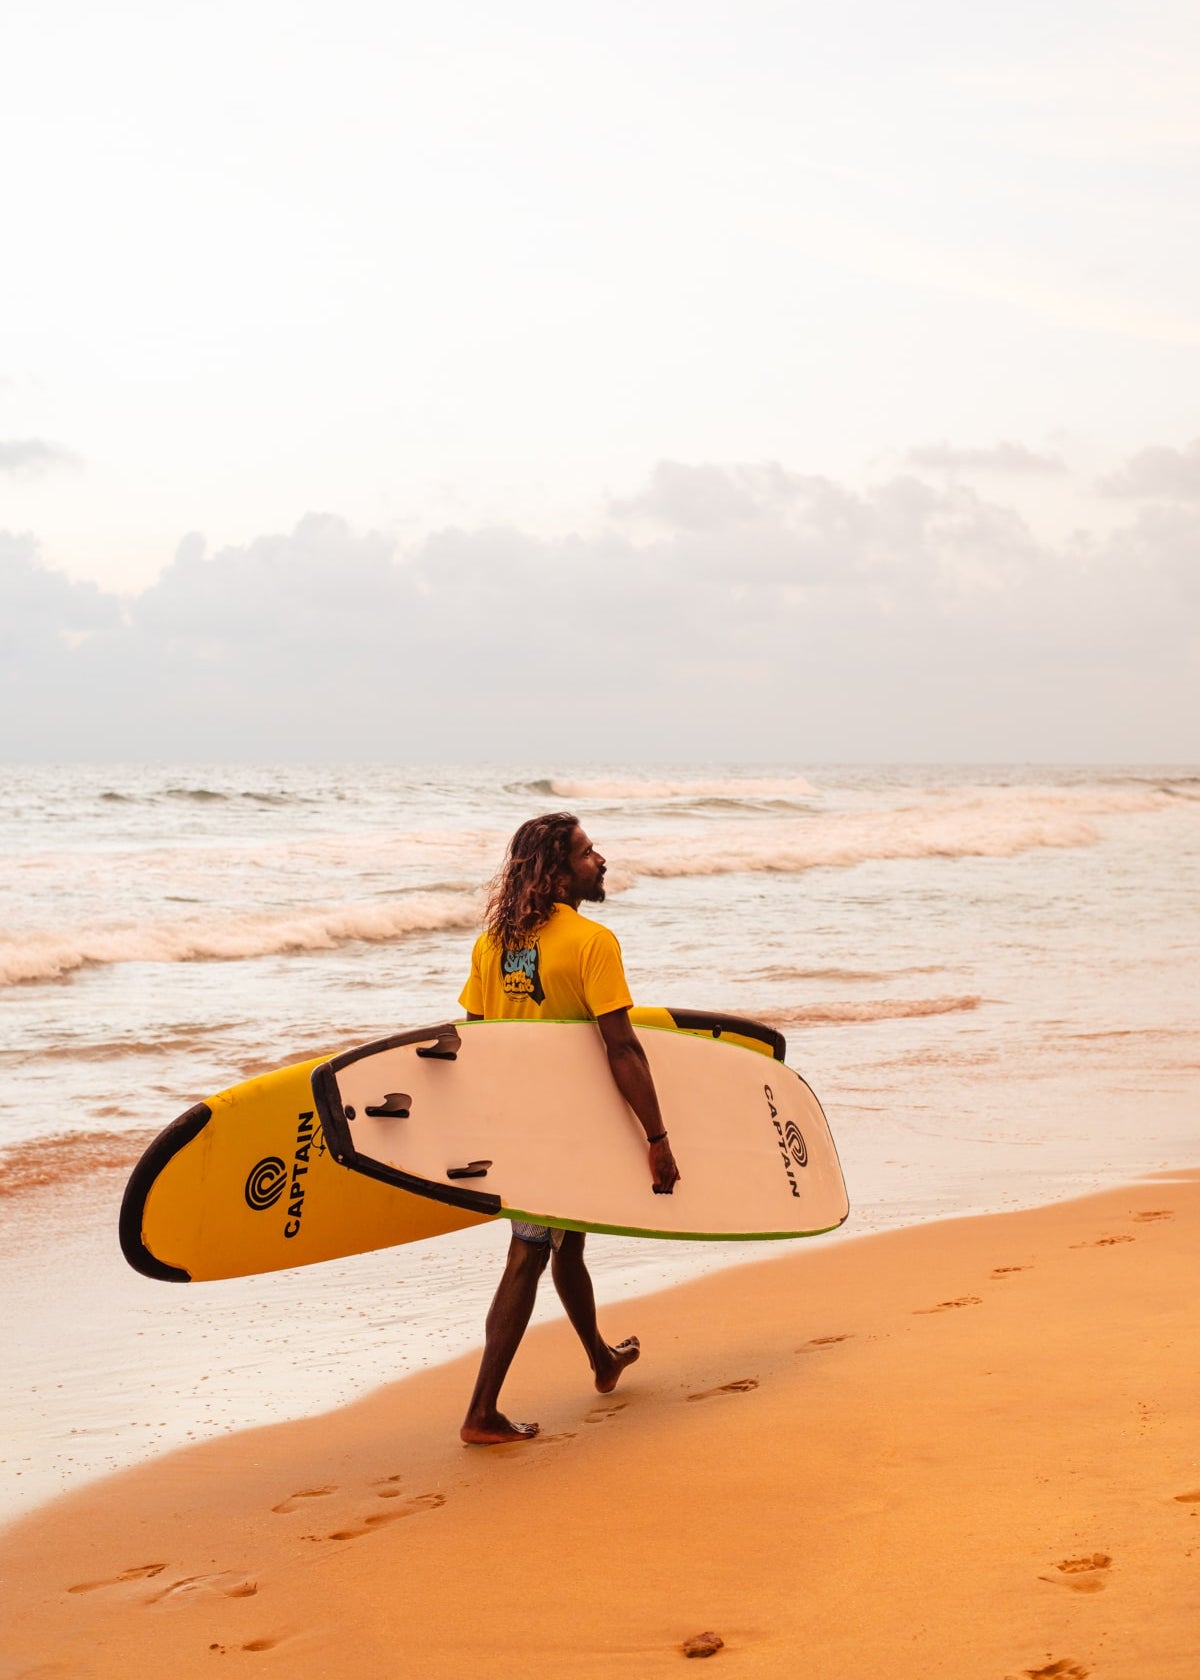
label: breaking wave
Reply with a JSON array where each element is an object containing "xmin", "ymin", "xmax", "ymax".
[
  {"xmin": 752, "ymin": 964, "xmax": 948, "ymax": 983},
  {"xmin": 4, "ymin": 784, "xmax": 1181, "ymax": 988},
  {"xmin": 0, "ymin": 892, "xmax": 482, "ymax": 987},
  {"xmin": 618, "ymin": 786, "xmax": 1175, "ymax": 878},
  {"xmin": 522, "ymin": 775, "xmax": 822, "ymax": 803},
  {"xmin": 103, "ymin": 786, "xmax": 315, "ymax": 807},
  {"xmin": 767, "ymin": 995, "xmax": 982, "ymax": 1026}
]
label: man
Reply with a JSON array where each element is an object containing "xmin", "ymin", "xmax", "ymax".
[{"xmin": 458, "ymin": 811, "xmax": 680, "ymax": 1445}]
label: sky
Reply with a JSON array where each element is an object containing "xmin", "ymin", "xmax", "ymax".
[{"xmin": 3, "ymin": 0, "xmax": 1199, "ymax": 761}]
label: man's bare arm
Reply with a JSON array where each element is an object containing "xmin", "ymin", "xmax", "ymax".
[{"xmin": 596, "ymin": 1008, "xmax": 680, "ymax": 1194}]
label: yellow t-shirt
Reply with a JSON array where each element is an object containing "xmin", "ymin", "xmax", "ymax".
[{"xmin": 459, "ymin": 903, "xmax": 634, "ymax": 1022}]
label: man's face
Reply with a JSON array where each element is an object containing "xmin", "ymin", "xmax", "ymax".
[{"xmin": 564, "ymin": 825, "xmax": 607, "ymax": 903}]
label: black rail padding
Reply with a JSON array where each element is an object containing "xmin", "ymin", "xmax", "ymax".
[
  {"xmin": 310, "ymin": 1048, "xmax": 501, "ymax": 1215},
  {"xmin": 312, "ymin": 1061, "xmax": 352, "ymax": 1163},
  {"xmin": 332, "ymin": 1147, "xmax": 503, "ymax": 1216},
  {"xmin": 118, "ymin": 1102, "xmax": 212, "ymax": 1281},
  {"xmin": 663, "ymin": 1008, "xmax": 787, "ymax": 1062}
]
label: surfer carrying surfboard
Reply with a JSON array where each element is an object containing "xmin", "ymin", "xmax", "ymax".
[{"xmin": 458, "ymin": 812, "xmax": 680, "ymax": 1445}]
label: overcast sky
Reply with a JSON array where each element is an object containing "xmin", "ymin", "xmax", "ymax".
[{"xmin": 3, "ymin": 0, "xmax": 1199, "ymax": 761}]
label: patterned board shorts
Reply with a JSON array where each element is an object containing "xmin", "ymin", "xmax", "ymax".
[{"xmin": 511, "ymin": 1220, "xmax": 566, "ymax": 1250}]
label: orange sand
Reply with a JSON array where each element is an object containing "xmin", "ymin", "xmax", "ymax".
[{"xmin": 2, "ymin": 1175, "xmax": 1198, "ymax": 1679}]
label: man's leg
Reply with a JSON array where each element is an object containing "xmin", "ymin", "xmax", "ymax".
[
  {"xmin": 460, "ymin": 1232, "xmax": 550, "ymax": 1444},
  {"xmin": 549, "ymin": 1230, "xmax": 640, "ymax": 1394}
]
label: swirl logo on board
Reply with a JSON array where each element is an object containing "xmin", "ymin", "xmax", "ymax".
[
  {"xmin": 783, "ymin": 1121, "xmax": 808, "ymax": 1167},
  {"xmin": 244, "ymin": 1156, "xmax": 288, "ymax": 1211}
]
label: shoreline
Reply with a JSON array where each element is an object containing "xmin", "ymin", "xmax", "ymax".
[
  {"xmin": 3, "ymin": 1169, "xmax": 1198, "ymax": 1677},
  {"xmin": 7, "ymin": 1116, "xmax": 1200, "ymax": 1526},
  {"xmin": 6, "ymin": 1119, "xmax": 1200, "ymax": 1525}
]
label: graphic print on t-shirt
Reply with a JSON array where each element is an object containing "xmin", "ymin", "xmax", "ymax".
[{"xmin": 502, "ymin": 942, "xmax": 545, "ymax": 1006}]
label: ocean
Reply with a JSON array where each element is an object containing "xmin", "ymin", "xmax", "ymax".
[{"xmin": 3, "ymin": 762, "xmax": 1198, "ymax": 1518}]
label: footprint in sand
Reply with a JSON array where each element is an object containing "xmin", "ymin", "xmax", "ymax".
[
  {"xmin": 1072, "ymin": 1235, "xmax": 1134, "ymax": 1248},
  {"xmin": 687, "ymin": 1379, "xmax": 759, "ymax": 1401},
  {"xmin": 148, "ymin": 1572, "xmax": 258, "ymax": 1604},
  {"xmin": 1019, "ymin": 1661, "xmax": 1089, "ymax": 1679},
  {"xmin": 304, "ymin": 1491, "xmax": 446, "ymax": 1541},
  {"xmin": 67, "ymin": 1563, "xmax": 167, "ymax": 1594},
  {"xmin": 1173, "ymin": 1490, "xmax": 1200, "ymax": 1503},
  {"xmin": 991, "ymin": 1266, "xmax": 1029, "ymax": 1277},
  {"xmin": 1039, "ymin": 1553, "xmax": 1112, "ymax": 1593},
  {"xmin": 210, "ymin": 1634, "xmax": 287, "ymax": 1654},
  {"xmin": 1133, "ymin": 1209, "xmax": 1173, "ymax": 1222},
  {"xmin": 913, "ymin": 1296, "xmax": 982, "ymax": 1314},
  {"xmin": 803, "ymin": 1334, "xmax": 854, "ymax": 1348},
  {"xmin": 584, "ymin": 1400, "xmax": 629, "ymax": 1424},
  {"xmin": 272, "ymin": 1485, "xmax": 336, "ymax": 1514}
]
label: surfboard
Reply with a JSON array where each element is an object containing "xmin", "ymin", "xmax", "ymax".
[
  {"xmin": 119, "ymin": 1007, "xmax": 787, "ymax": 1283},
  {"xmin": 316, "ymin": 1019, "xmax": 848, "ymax": 1242}
]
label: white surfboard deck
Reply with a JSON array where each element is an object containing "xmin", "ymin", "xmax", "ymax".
[
  {"xmin": 315, "ymin": 1020, "xmax": 848, "ymax": 1241},
  {"xmin": 119, "ymin": 1007, "xmax": 788, "ymax": 1281}
]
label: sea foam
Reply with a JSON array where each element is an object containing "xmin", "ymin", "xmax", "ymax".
[
  {"xmin": 0, "ymin": 892, "xmax": 482, "ymax": 987},
  {"xmin": 620, "ymin": 786, "xmax": 1173, "ymax": 878}
]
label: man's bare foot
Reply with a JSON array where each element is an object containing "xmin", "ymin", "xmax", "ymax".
[
  {"xmin": 460, "ymin": 1413, "xmax": 540, "ymax": 1445},
  {"xmin": 594, "ymin": 1335, "xmax": 640, "ymax": 1394}
]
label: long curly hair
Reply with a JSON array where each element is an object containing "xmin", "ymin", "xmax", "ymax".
[{"xmin": 484, "ymin": 811, "xmax": 580, "ymax": 951}]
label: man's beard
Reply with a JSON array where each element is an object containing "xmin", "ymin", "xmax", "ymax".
[{"xmin": 580, "ymin": 874, "xmax": 606, "ymax": 903}]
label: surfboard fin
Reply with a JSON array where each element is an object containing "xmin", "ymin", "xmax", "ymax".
[
  {"xmin": 364, "ymin": 1093, "xmax": 411, "ymax": 1118},
  {"xmin": 415, "ymin": 1024, "xmax": 462, "ymax": 1061},
  {"xmin": 446, "ymin": 1159, "xmax": 492, "ymax": 1180}
]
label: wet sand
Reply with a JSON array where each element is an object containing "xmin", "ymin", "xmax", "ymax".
[{"xmin": 3, "ymin": 1172, "xmax": 1198, "ymax": 1679}]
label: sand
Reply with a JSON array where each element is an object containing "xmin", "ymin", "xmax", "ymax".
[{"xmin": 2, "ymin": 1174, "xmax": 1198, "ymax": 1680}]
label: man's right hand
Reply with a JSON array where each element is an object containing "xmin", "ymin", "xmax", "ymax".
[{"xmin": 649, "ymin": 1136, "xmax": 680, "ymax": 1194}]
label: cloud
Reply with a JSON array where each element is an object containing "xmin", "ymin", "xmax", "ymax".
[
  {"xmin": 0, "ymin": 532, "xmax": 120, "ymax": 659},
  {"xmin": 905, "ymin": 442, "xmax": 1067, "ymax": 475},
  {"xmin": 1098, "ymin": 439, "xmax": 1200, "ymax": 501},
  {"xmin": 131, "ymin": 517, "xmax": 405, "ymax": 648},
  {"xmin": 3, "ymin": 460, "xmax": 1197, "ymax": 761},
  {"xmin": 609, "ymin": 460, "xmax": 783, "ymax": 529},
  {"xmin": 0, "ymin": 439, "xmax": 82, "ymax": 477},
  {"xmin": 608, "ymin": 461, "xmax": 1039, "ymax": 599}
]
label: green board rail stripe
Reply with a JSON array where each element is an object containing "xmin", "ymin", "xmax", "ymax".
[{"xmin": 500, "ymin": 1213, "xmax": 847, "ymax": 1243}]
